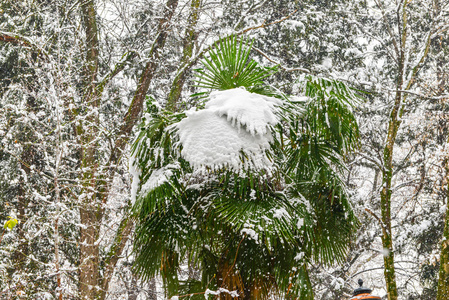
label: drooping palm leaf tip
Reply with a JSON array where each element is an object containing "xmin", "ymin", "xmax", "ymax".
[{"xmin": 131, "ymin": 36, "xmax": 361, "ymax": 299}]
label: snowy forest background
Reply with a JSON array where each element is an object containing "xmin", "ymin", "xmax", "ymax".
[{"xmin": 0, "ymin": 0, "xmax": 449, "ymax": 299}]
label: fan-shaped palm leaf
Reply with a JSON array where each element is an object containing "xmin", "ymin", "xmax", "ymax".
[{"xmin": 194, "ymin": 35, "xmax": 278, "ymax": 97}]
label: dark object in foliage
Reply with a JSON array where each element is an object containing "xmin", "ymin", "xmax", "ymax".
[{"xmin": 350, "ymin": 279, "xmax": 381, "ymax": 300}]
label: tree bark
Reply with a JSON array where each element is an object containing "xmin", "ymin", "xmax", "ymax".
[
  {"xmin": 78, "ymin": 0, "xmax": 101, "ymax": 298},
  {"xmin": 438, "ymin": 161, "xmax": 449, "ymax": 299},
  {"xmin": 380, "ymin": 58, "xmax": 405, "ymax": 300},
  {"xmin": 166, "ymin": 0, "xmax": 201, "ymax": 112},
  {"xmin": 98, "ymin": 216, "xmax": 134, "ymax": 300},
  {"xmin": 380, "ymin": 96, "xmax": 400, "ymax": 300},
  {"xmin": 435, "ymin": 0, "xmax": 449, "ymax": 297}
]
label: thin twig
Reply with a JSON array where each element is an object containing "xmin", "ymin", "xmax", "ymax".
[
  {"xmin": 0, "ymin": 230, "xmax": 5, "ymax": 245},
  {"xmin": 252, "ymin": 46, "xmax": 310, "ymax": 73},
  {"xmin": 364, "ymin": 208, "xmax": 387, "ymax": 232}
]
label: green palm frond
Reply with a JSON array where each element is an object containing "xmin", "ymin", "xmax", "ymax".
[
  {"xmin": 194, "ymin": 35, "xmax": 278, "ymax": 96},
  {"xmin": 131, "ymin": 37, "xmax": 362, "ymax": 300},
  {"xmin": 283, "ymin": 264, "xmax": 314, "ymax": 300},
  {"xmin": 287, "ymin": 163, "xmax": 358, "ymax": 266},
  {"xmin": 205, "ymin": 173, "xmax": 300, "ymax": 247},
  {"xmin": 131, "ymin": 99, "xmax": 185, "ymax": 177},
  {"xmin": 133, "ymin": 181, "xmax": 205, "ymax": 295},
  {"xmin": 303, "ymin": 76, "xmax": 360, "ymax": 155}
]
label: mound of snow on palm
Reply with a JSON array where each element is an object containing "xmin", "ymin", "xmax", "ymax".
[{"xmin": 176, "ymin": 88, "xmax": 281, "ymax": 171}]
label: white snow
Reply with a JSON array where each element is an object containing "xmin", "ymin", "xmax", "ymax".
[
  {"xmin": 294, "ymin": 252, "xmax": 305, "ymax": 261},
  {"xmin": 331, "ymin": 277, "xmax": 345, "ymax": 290},
  {"xmin": 272, "ymin": 207, "xmax": 290, "ymax": 220},
  {"xmin": 140, "ymin": 164, "xmax": 178, "ymax": 195},
  {"xmin": 206, "ymin": 88, "xmax": 281, "ymax": 136},
  {"xmin": 129, "ymin": 156, "xmax": 141, "ymax": 204},
  {"xmin": 204, "ymin": 288, "xmax": 239, "ymax": 298},
  {"xmin": 175, "ymin": 88, "xmax": 281, "ymax": 172},
  {"xmin": 241, "ymin": 222, "xmax": 259, "ymax": 242}
]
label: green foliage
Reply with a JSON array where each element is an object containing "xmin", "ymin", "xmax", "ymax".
[
  {"xmin": 194, "ymin": 35, "xmax": 278, "ymax": 97},
  {"xmin": 132, "ymin": 36, "xmax": 361, "ymax": 299},
  {"xmin": 131, "ymin": 99, "xmax": 186, "ymax": 183},
  {"xmin": 302, "ymin": 77, "xmax": 360, "ymax": 155}
]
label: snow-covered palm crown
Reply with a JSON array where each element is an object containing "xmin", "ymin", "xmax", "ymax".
[
  {"xmin": 131, "ymin": 36, "xmax": 361, "ymax": 299},
  {"xmin": 175, "ymin": 88, "xmax": 281, "ymax": 172}
]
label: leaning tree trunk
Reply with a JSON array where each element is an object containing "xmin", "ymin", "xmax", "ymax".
[
  {"xmin": 378, "ymin": 11, "xmax": 407, "ymax": 299},
  {"xmin": 166, "ymin": 0, "xmax": 201, "ymax": 112},
  {"xmin": 98, "ymin": 0, "xmax": 180, "ymax": 295}
]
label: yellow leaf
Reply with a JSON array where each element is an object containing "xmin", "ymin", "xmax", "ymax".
[{"xmin": 4, "ymin": 217, "xmax": 18, "ymax": 230}]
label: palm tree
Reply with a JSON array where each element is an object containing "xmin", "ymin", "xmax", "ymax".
[{"xmin": 131, "ymin": 36, "xmax": 360, "ymax": 299}]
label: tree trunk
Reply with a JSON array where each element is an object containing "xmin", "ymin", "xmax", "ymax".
[
  {"xmin": 79, "ymin": 207, "xmax": 101, "ymax": 299},
  {"xmin": 379, "ymin": 49, "xmax": 403, "ymax": 300},
  {"xmin": 98, "ymin": 2, "xmax": 179, "ymax": 298},
  {"xmin": 99, "ymin": 216, "xmax": 134, "ymax": 300},
  {"xmin": 108, "ymin": 0, "xmax": 179, "ymax": 164},
  {"xmin": 376, "ymin": 1, "xmax": 426, "ymax": 298},
  {"xmin": 78, "ymin": 0, "xmax": 101, "ymax": 298},
  {"xmin": 166, "ymin": 0, "xmax": 201, "ymax": 112},
  {"xmin": 435, "ymin": 0, "xmax": 449, "ymax": 297},
  {"xmin": 379, "ymin": 88, "xmax": 404, "ymax": 300},
  {"xmin": 438, "ymin": 161, "xmax": 449, "ymax": 299}
]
